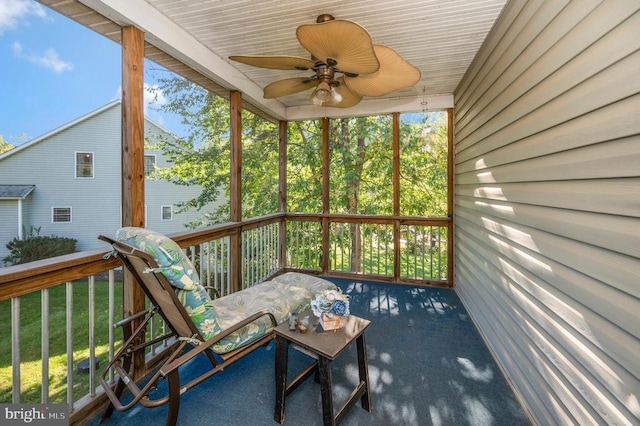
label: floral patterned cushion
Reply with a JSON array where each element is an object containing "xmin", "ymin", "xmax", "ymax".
[
  {"xmin": 115, "ymin": 227, "xmax": 198, "ymax": 291},
  {"xmin": 115, "ymin": 227, "xmax": 222, "ymax": 339}
]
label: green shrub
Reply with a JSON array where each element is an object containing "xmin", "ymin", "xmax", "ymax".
[{"xmin": 2, "ymin": 227, "xmax": 77, "ymax": 266}]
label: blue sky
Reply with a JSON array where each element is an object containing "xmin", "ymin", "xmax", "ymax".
[{"xmin": 1, "ymin": 0, "xmax": 179, "ymax": 145}]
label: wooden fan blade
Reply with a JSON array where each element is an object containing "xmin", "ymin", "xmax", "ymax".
[
  {"xmin": 264, "ymin": 77, "xmax": 319, "ymax": 98},
  {"xmin": 343, "ymin": 45, "xmax": 421, "ymax": 97},
  {"xmin": 324, "ymin": 77, "xmax": 362, "ymax": 108},
  {"xmin": 296, "ymin": 20, "xmax": 379, "ymax": 74},
  {"xmin": 229, "ymin": 55, "xmax": 316, "ymax": 70}
]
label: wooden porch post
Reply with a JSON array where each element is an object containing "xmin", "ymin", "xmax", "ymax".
[
  {"xmin": 229, "ymin": 91, "xmax": 242, "ymax": 293},
  {"xmin": 447, "ymin": 108, "xmax": 455, "ymax": 287},
  {"xmin": 392, "ymin": 113, "xmax": 401, "ymax": 282},
  {"xmin": 121, "ymin": 26, "xmax": 146, "ymax": 376},
  {"xmin": 278, "ymin": 121, "xmax": 288, "ymax": 271},
  {"xmin": 321, "ymin": 117, "xmax": 330, "ymax": 274}
]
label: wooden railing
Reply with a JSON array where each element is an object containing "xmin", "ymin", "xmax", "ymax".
[
  {"xmin": 285, "ymin": 213, "xmax": 451, "ymax": 286},
  {"xmin": 0, "ymin": 212, "xmax": 450, "ymax": 424}
]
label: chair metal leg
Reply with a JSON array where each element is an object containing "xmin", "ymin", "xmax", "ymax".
[
  {"xmin": 100, "ymin": 352, "xmax": 133, "ymax": 422},
  {"xmin": 100, "ymin": 377, "xmax": 125, "ymax": 422}
]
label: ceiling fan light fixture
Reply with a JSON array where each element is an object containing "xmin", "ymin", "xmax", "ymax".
[{"xmin": 312, "ymin": 80, "xmax": 332, "ymax": 103}]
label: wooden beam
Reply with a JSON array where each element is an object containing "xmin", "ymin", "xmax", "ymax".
[
  {"xmin": 121, "ymin": 25, "xmax": 146, "ymax": 378},
  {"xmin": 121, "ymin": 26, "xmax": 145, "ymax": 229},
  {"xmin": 278, "ymin": 120, "xmax": 288, "ymax": 271},
  {"xmin": 321, "ymin": 117, "xmax": 330, "ymax": 273},
  {"xmin": 447, "ymin": 108, "xmax": 454, "ymax": 287},
  {"xmin": 392, "ymin": 113, "xmax": 401, "ymax": 282},
  {"xmin": 229, "ymin": 90, "xmax": 242, "ymax": 292}
]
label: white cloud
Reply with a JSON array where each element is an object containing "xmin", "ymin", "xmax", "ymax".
[
  {"xmin": 11, "ymin": 40, "xmax": 22, "ymax": 54},
  {"xmin": 12, "ymin": 41, "xmax": 73, "ymax": 73},
  {"xmin": 144, "ymin": 83, "xmax": 167, "ymax": 109},
  {"xmin": 0, "ymin": 0, "xmax": 47, "ymax": 35}
]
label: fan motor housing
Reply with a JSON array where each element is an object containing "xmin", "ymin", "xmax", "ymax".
[{"xmin": 316, "ymin": 14, "xmax": 335, "ymax": 23}]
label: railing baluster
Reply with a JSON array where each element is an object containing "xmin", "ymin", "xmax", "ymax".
[
  {"xmin": 243, "ymin": 232, "xmax": 248, "ymax": 288},
  {"xmin": 108, "ymin": 269, "xmax": 115, "ymax": 383},
  {"xmin": 247, "ymin": 230, "xmax": 252, "ymax": 287},
  {"xmin": 262, "ymin": 226, "xmax": 266, "ymax": 280},
  {"xmin": 340, "ymin": 224, "xmax": 344, "ymax": 271},
  {"xmin": 385, "ymin": 224, "xmax": 390, "ymax": 275},
  {"xmin": 438, "ymin": 227, "xmax": 443, "ymax": 279},
  {"xmin": 251, "ymin": 229, "xmax": 255, "ymax": 286},
  {"xmin": 421, "ymin": 226, "xmax": 426, "ymax": 280},
  {"xmin": 370, "ymin": 225, "xmax": 374, "ymax": 274},
  {"xmin": 42, "ymin": 288, "xmax": 49, "ymax": 403},
  {"xmin": 201, "ymin": 243, "xmax": 206, "ymax": 287},
  {"xmin": 88, "ymin": 276, "xmax": 96, "ymax": 395},
  {"xmin": 295, "ymin": 221, "xmax": 300, "ymax": 268},
  {"xmin": 11, "ymin": 297, "xmax": 20, "ymax": 403},
  {"xmin": 376, "ymin": 225, "xmax": 380, "ymax": 275},
  {"xmin": 430, "ymin": 227, "xmax": 435, "ymax": 279},
  {"xmin": 66, "ymin": 281, "xmax": 74, "ymax": 411},
  {"xmin": 315, "ymin": 222, "xmax": 320, "ymax": 268},
  {"xmin": 226, "ymin": 237, "xmax": 231, "ymax": 295},
  {"xmin": 213, "ymin": 240, "xmax": 217, "ymax": 292}
]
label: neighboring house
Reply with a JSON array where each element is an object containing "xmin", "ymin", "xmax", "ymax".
[{"xmin": 0, "ymin": 100, "xmax": 217, "ymax": 262}]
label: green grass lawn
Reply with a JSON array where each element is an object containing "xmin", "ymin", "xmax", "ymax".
[{"xmin": 0, "ymin": 279, "xmax": 123, "ymax": 404}]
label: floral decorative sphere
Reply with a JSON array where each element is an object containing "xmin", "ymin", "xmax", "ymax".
[{"xmin": 311, "ymin": 289, "xmax": 350, "ymax": 318}]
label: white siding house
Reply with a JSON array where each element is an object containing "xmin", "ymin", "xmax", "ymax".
[
  {"xmin": 0, "ymin": 101, "xmax": 217, "ymax": 262},
  {"xmin": 454, "ymin": 1, "xmax": 640, "ymax": 425}
]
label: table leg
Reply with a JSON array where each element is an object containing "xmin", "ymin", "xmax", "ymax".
[
  {"xmin": 356, "ymin": 334, "xmax": 372, "ymax": 412},
  {"xmin": 318, "ymin": 356, "xmax": 336, "ymax": 426},
  {"xmin": 274, "ymin": 335, "xmax": 289, "ymax": 423}
]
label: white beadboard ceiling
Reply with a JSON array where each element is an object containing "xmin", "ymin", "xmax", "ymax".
[{"xmin": 41, "ymin": 0, "xmax": 507, "ymax": 120}]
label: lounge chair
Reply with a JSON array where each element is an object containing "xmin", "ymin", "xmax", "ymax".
[{"xmin": 98, "ymin": 227, "xmax": 336, "ymax": 425}]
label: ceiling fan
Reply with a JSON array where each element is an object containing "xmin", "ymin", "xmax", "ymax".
[{"xmin": 229, "ymin": 14, "xmax": 421, "ymax": 108}]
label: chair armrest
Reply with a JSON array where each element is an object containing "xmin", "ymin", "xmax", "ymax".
[
  {"xmin": 160, "ymin": 310, "xmax": 277, "ymax": 376},
  {"xmin": 203, "ymin": 286, "xmax": 221, "ymax": 299}
]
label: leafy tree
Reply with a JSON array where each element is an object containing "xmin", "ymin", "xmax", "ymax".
[
  {"xmin": 147, "ymin": 80, "xmax": 232, "ymax": 226},
  {"xmin": 147, "ymin": 73, "xmax": 448, "ymax": 272},
  {"xmin": 286, "ymin": 120, "xmax": 323, "ymax": 213},
  {"xmin": 0, "ymin": 135, "xmax": 14, "ymax": 154},
  {"xmin": 400, "ymin": 112, "xmax": 449, "ymax": 217}
]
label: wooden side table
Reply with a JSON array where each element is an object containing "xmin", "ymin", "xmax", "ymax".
[{"xmin": 274, "ymin": 312, "xmax": 372, "ymax": 426}]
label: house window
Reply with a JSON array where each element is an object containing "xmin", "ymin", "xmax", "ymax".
[
  {"xmin": 161, "ymin": 205, "xmax": 173, "ymax": 221},
  {"xmin": 144, "ymin": 155, "xmax": 156, "ymax": 178},
  {"xmin": 52, "ymin": 207, "xmax": 72, "ymax": 223},
  {"xmin": 76, "ymin": 152, "xmax": 94, "ymax": 178}
]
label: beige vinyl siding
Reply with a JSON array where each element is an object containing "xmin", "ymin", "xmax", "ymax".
[{"xmin": 453, "ymin": 0, "xmax": 640, "ymax": 425}]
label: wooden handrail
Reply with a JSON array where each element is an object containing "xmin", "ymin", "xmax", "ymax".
[
  {"xmin": 0, "ymin": 212, "xmax": 450, "ymax": 301},
  {"xmin": 286, "ymin": 212, "xmax": 451, "ymax": 226},
  {"xmin": 0, "ymin": 214, "xmax": 285, "ymax": 300},
  {"xmin": 0, "ymin": 249, "xmax": 119, "ymax": 301}
]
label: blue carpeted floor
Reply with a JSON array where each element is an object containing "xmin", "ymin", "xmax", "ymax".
[{"xmin": 89, "ymin": 278, "xmax": 531, "ymax": 425}]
